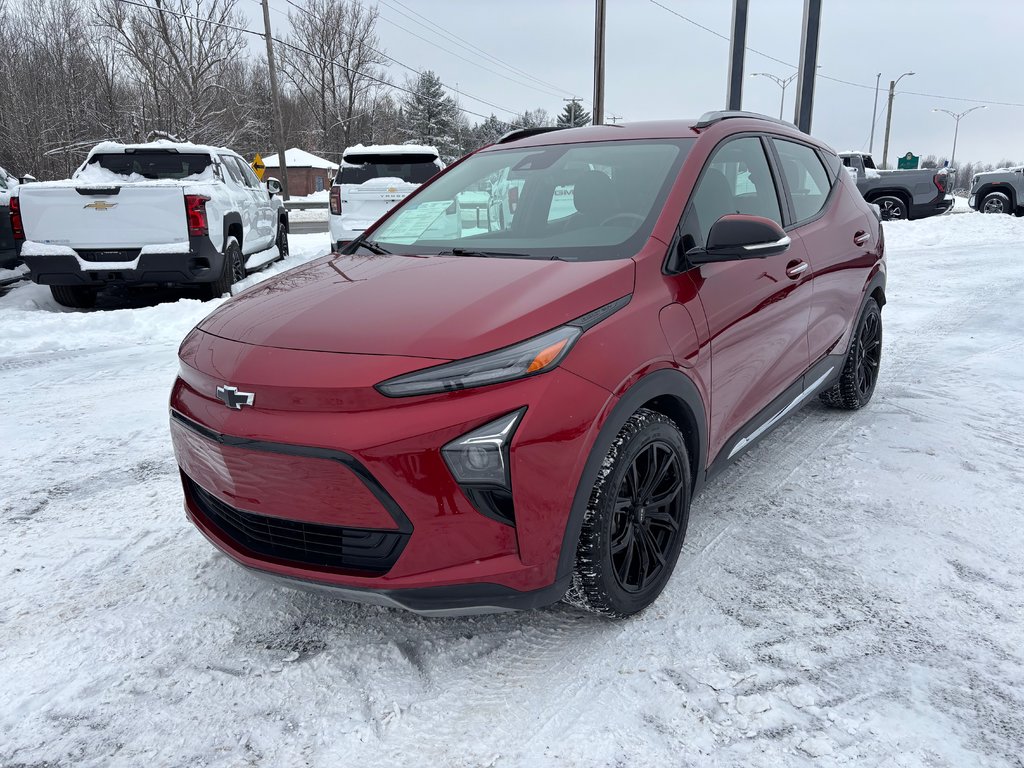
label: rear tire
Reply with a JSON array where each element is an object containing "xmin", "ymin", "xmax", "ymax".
[
  {"xmin": 202, "ymin": 236, "xmax": 243, "ymax": 300},
  {"xmin": 50, "ymin": 285, "xmax": 98, "ymax": 309},
  {"xmin": 565, "ymin": 408, "xmax": 691, "ymax": 618},
  {"xmin": 981, "ymin": 191, "xmax": 1011, "ymax": 215},
  {"xmin": 873, "ymin": 195, "xmax": 907, "ymax": 221},
  {"xmin": 820, "ymin": 298, "xmax": 882, "ymax": 410},
  {"xmin": 275, "ymin": 219, "xmax": 289, "ymax": 262}
]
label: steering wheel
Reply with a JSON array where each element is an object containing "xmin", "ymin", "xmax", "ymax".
[{"xmin": 600, "ymin": 212, "xmax": 645, "ymax": 227}]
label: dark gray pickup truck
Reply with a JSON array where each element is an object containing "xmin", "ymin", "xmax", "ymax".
[
  {"xmin": 839, "ymin": 151, "xmax": 955, "ymax": 221},
  {"xmin": 968, "ymin": 166, "xmax": 1023, "ymax": 215},
  {"xmin": 0, "ymin": 166, "xmax": 19, "ymax": 269}
]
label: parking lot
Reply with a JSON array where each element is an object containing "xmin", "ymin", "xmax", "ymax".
[{"xmin": 1, "ymin": 212, "xmax": 1022, "ymax": 767}]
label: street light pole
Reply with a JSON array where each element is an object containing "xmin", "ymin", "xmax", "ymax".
[
  {"xmin": 750, "ymin": 72, "xmax": 798, "ymax": 120},
  {"xmin": 881, "ymin": 71, "xmax": 914, "ymax": 169},
  {"xmin": 932, "ymin": 106, "xmax": 986, "ymax": 166},
  {"xmin": 869, "ymin": 72, "xmax": 881, "ymax": 155}
]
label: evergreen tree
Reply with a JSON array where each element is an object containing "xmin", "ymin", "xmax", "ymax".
[
  {"xmin": 556, "ymin": 100, "xmax": 591, "ymax": 128},
  {"xmin": 400, "ymin": 70, "xmax": 461, "ymax": 161},
  {"xmin": 471, "ymin": 114, "xmax": 510, "ymax": 149}
]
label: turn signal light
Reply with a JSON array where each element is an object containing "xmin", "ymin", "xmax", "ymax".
[{"xmin": 184, "ymin": 194, "xmax": 210, "ymax": 237}]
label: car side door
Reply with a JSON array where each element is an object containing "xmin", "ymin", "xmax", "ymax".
[
  {"xmin": 677, "ymin": 134, "xmax": 813, "ymax": 465},
  {"xmin": 218, "ymin": 154, "xmax": 254, "ymax": 251},
  {"xmin": 771, "ymin": 138, "xmax": 873, "ymax": 363},
  {"xmin": 231, "ymin": 157, "xmax": 275, "ymax": 252}
]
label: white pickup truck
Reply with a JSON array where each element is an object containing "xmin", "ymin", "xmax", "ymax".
[
  {"xmin": 15, "ymin": 140, "xmax": 288, "ymax": 307},
  {"xmin": 328, "ymin": 144, "xmax": 444, "ymax": 248}
]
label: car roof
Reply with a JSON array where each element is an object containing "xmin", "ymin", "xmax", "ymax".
[{"xmin": 483, "ymin": 115, "xmax": 822, "ymax": 151}]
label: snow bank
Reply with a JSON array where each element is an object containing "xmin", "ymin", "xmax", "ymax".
[
  {"xmin": 0, "ymin": 232, "xmax": 330, "ymax": 356},
  {"xmin": 882, "ymin": 207, "xmax": 1024, "ymax": 250}
]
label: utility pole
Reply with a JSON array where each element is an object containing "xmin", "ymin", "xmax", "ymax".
[
  {"xmin": 793, "ymin": 0, "xmax": 822, "ymax": 133},
  {"xmin": 869, "ymin": 72, "xmax": 881, "ymax": 155},
  {"xmin": 563, "ymin": 97, "xmax": 585, "ymax": 127},
  {"xmin": 261, "ymin": 0, "xmax": 290, "ymax": 200},
  {"xmin": 881, "ymin": 71, "xmax": 914, "ymax": 169},
  {"xmin": 606, "ymin": 115, "xmax": 623, "ymax": 124},
  {"xmin": 726, "ymin": 0, "xmax": 749, "ymax": 110},
  {"xmin": 593, "ymin": 0, "xmax": 606, "ymax": 125}
]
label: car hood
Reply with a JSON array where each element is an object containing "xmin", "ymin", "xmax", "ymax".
[{"xmin": 198, "ymin": 253, "xmax": 635, "ymax": 359}]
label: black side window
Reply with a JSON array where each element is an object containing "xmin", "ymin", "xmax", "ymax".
[
  {"xmin": 773, "ymin": 139, "xmax": 832, "ymax": 224},
  {"xmin": 681, "ymin": 136, "xmax": 782, "ymax": 250}
]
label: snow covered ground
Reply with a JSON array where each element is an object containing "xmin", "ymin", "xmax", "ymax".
[{"xmin": 2, "ymin": 215, "xmax": 1023, "ymax": 767}]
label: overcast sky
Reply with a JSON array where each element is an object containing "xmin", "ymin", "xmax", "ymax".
[{"xmin": 256, "ymin": 0, "xmax": 1023, "ymax": 165}]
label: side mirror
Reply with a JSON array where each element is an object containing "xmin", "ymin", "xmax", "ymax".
[
  {"xmin": 688, "ymin": 215, "xmax": 791, "ymax": 264},
  {"xmin": 265, "ymin": 177, "xmax": 282, "ymax": 196}
]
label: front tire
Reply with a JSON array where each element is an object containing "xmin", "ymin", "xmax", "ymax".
[
  {"xmin": 565, "ymin": 408, "xmax": 691, "ymax": 618},
  {"xmin": 873, "ymin": 195, "xmax": 907, "ymax": 221},
  {"xmin": 50, "ymin": 284, "xmax": 98, "ymax": 309},
  {"xmin": 981, "ymin": 191, "xmax": 1011, "ymax": 215},
  {"xmin": 202, "ymin": 236, "xmax": 243, "ymax": 300},
  {"xmin": 820, "ymin": 298, "xmax": 882, "ymax": 410}
]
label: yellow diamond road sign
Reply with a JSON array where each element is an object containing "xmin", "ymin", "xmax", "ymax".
[{"xmin": 251, "ymin": 153, "xmax": 266, "ymax": 181}]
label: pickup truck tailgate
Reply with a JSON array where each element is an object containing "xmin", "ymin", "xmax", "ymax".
[
  {"xmin": 19, "ymin": 186, "xmax": 189, "ymax": 248},
  {"xmin": 341, "ymin": 178, "xmax": 418, "ymax": 231}
]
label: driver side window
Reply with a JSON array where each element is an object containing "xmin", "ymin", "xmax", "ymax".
[{"xmin": 681, "ymin": 136, "xmax": 783, "ymax": 251}]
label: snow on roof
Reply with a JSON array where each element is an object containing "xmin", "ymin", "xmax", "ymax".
[
  {"xmin": 88, "ymin": 139, "xmax": 235, "ymax": 157},
  {"xmin": 342, "ymin": 143, "xmax": 439, "ymax": 159},
  {"xmin": 263, "ymin": 148, "xmax": 338, "ymax": 169}
]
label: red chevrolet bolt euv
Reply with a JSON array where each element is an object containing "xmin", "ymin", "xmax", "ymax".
[{"xmin": 170, "ymin": 112, "xmax": 885, "ymax": 617}]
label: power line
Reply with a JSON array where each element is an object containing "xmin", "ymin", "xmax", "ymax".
[
  {"xmin": 649, "ymin": 0, "xmax": 1023, "ymax": 109},
  {"xmin": 279, "ymin": 0, "xmax": 520, "ymax": 117},
  {"xmin": 113, "ymin": 0, "xmax": 500, "ymax": 122},
  {"xmin": 380, "ymin": 0, "xmax": 580, "ymax": 99},
  {"xmin": 373, "ymin": 8, "xmax": 570, "ymax": 102}
]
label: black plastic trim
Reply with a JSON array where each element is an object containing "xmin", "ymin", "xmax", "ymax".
[
  {"xmin": 247, "ymin": 567, "xmax": 573, "ymax": 616},
  {"xmin": 706, "ymin": 353, "xmax": 844, "ymax": 480},
  {"xmin": 496, "ymin": 126, "xmax": 569, "ymax": 144},
  {"xmin": 187, "ymin": 477, "xmax": 408, "ymax": 575},
  {"xmin": 555, "ymin": 368, "xmax": 708, "ymax": 581},
  {"xmin": 693, "ymin": 110, "xmax": 796, "ymax": 130},
  {"xmin": 170, "ymin": 409, "xmax": 413, "ymax": 535},
  {"xmin": 222, "ymin": 212, "xmax": 243, "ymax": 251}
]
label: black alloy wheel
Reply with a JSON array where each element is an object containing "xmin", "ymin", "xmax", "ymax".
[
  {"xmin": 854, "ymin": 308, "xmax": 882, "ymax": 399},
  {"xmin": 566, "ymin": 408, "xmax": 691, "ymax": 617},
  {"xmin": 609, "ymin": 440, "xmax": 685, "ymax": 593},
  {"xmin": 820, "ymin": 297, "xmax": 883, "ymax": 410}
]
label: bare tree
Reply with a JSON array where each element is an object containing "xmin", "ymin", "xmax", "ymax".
[{"xmin": 282, "ymin": 0, "xmax": 386, "ymax": 154}]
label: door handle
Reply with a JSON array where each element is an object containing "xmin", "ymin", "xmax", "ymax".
[
  {"xmin": 854, "ymin": 230, "xmax": 871, "ymax": 247},
  {"xmin": 785, "ymin": 260, "xmax": 809, "ymax": 279}
]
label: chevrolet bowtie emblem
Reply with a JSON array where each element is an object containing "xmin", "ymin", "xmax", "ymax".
[
  {"xmin": 216, "ymin": 385, "xmax": 255, "ymax": 410},
  {"xmin": 83, "ymin": 201, "xmax": 117, "ymax": 211}
]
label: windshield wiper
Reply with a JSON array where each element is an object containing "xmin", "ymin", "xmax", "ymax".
[
  {"xmin": 439, "ymin": 247, "xmax": 536, "ymax": 259},
  {"xmin": 351, "ymin": 240, "xmax": 391, "ymax": 255}
]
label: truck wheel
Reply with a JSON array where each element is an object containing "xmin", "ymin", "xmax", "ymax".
[
  {"xmin": 275, "ymin": 219, "xmax": 289, "ymax": 261},
  {"xmin": 981, "ymin": 191, "xmax": 1011, "ymax": 214},
  {"xmin": 820, "ymin": 298, "xmax": 882, "ymax": 410},
  {"xmin": 202, "ymin": 236, "xmax": 243, "ymax": 300},
  {"xmin": 50, "ymin": 285, "xmax": 98, "ymax": 309},
  {"xmin": 564, "ymin": 408, "xmax": 691, "ymax": 618},
  {"xmin": 873, "ymin": 195, "xmax": 907, "ymax": 221}
]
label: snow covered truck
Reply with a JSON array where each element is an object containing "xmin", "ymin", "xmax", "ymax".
[{"xmin": 13, "ymin": 141, "xmax": 289, "ymax": 307}]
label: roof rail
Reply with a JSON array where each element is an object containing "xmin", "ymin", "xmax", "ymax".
[
  {"xmin": 692, "ymin": 110, "xmax": 797, "ymax": 130},
  {"xmin": 496, "ymin": 126, "xmax": 569, "ymax": 144}
]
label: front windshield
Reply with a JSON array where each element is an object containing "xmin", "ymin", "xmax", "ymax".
[{"xmin": 368, "ymin": 138, "xmax": 694, "ymax": 261}]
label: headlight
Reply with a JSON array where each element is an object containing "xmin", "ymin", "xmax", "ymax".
[
  {"xmin": 376, "ymin": 295, "xmax": 630, "ymax": 397},
  {"xmin": 442, "ymin": 409, "xmax": 524, "ymax": 489}
]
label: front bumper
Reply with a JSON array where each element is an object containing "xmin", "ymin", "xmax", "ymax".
[
  {"xmin": 169, "ymin": 335, "xmax": 613, "ymax": 612},
  {"xmin": 21, "ymin": 235, "xmax": 224, "ymax": 286}
]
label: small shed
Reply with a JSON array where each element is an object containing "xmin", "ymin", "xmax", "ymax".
[{"xmin": 262, "ymin": 148, "xmax": 339, "ymax": 197}]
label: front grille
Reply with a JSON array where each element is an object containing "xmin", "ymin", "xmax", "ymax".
[{"xmin": 186, "ymin": 477, "xmax": 408, "ymax": 575}]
